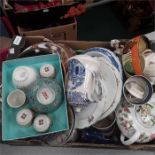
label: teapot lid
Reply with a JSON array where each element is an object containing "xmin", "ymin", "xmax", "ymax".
[{"xmin": 135, "ymin": 103, "xmax": 155, "ymax": 128}]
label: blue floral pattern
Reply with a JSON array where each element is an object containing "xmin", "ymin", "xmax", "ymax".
[
  {"xmin": 68, "ymin": 59, "xmax": 85, "ymax": 89},
  {"xmin": 67, "ymin": 91, "xmax": 89, "ymax": 106}
]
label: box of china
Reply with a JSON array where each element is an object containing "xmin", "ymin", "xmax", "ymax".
[{"xmin": 1, "ymin": 36, "xmax": 155, "ymax": 151}]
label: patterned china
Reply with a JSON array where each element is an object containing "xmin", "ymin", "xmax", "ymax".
[{"xmin": 116, "ymin": 97, "xmax": 155, "ymax": 145}]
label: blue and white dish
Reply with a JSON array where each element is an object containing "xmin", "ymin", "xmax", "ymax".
[{"xmin": 85, "ymin": 47, "xmax": 123, "ymax": 79}]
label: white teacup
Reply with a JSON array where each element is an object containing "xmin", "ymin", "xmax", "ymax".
[
  {"xmin": 12, "ymin": 66, "xmax": 38, "ymax": 89},
  {"xmin": 123, "ymin": 75, "xmax": 153, "ymax": 105},
  {"xmin": 7, "ymin": 89, "xmax": 26, "ymax": 108}
]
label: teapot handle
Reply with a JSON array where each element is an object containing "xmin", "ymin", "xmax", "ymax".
[{"xmin": 120, "ymin": 132, "xmax": 140, "ymax": 145}]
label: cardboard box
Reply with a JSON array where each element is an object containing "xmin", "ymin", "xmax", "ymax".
[
  {"xmin": 17, "ymin": 19, "xmax": 77, "ymax": 41},
  {"xmin": 2, "ymin": 36, "xmax": 155, "ymax": 150}
]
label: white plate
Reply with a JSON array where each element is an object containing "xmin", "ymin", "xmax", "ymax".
[
  {"xmin": 98, "ymin": 58, "xmax": 123, "ymax": 120},
  {"xmin": 74, "ymin": 58, "xmax": 119, "ymax": 129}
]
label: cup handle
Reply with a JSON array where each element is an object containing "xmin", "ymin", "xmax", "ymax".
[{"xmin": 120, "ymin": 131, "xmax": 140, "ymax": 145}]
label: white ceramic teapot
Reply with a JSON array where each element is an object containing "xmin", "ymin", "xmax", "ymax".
[
  {"xmin": 142, "ymin": 49, "xmax": 155, "ymax": 84},
  {"xmin": 116, "ymin": 95, "xmax": 155, "ymax": 145}
]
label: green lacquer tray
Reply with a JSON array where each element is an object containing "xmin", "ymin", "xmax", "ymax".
[{"xmin": 2, "ymin": 54, "xmax": 69, "ymax": 141}]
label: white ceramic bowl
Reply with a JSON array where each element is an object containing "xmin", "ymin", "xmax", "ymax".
[
  {"xmin": 7, "ymin": 89, "xmax": 26, "ymax": 108},
  {"xmin": 16, "ymin": 108, "xmax": 34, "ymax": 126},
  {"xmin": 40, "ymin": 64, "xmax": 56, "ymax": 78},
  {"xmin": 33, "ymin": 114, "xmax": 51, "ymax": 133},
  {"xmin": 12, "ymin": 66, "xmax": 38, "ymax": 89}
]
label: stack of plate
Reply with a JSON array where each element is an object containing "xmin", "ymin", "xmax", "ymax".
[{"xmin": 74, "ymin": 48, "xmax": 123, "ymax": 129}]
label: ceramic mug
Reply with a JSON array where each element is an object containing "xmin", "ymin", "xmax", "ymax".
[
  {"xmin": 142, "ymin": 49, "xmax": 155, "ymax": 85},
  {"xmin": 67, "ymin": 55, "xmax": 101, "ymax": 111},
  {"xmin": 7, "ymin": 89, "xmax": 26, "ymax": 108},
  {"xmin": 123, "ymin": 75, "xmax": 153, "ymax": 105},
  {"xmin": 92, "ymin": 112, "xmax": 116, "ymax": 137}
]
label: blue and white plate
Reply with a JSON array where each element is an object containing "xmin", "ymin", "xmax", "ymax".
[{"xmin": 85, "ymin": 47, "xmax": 123, "ymax": 79}]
